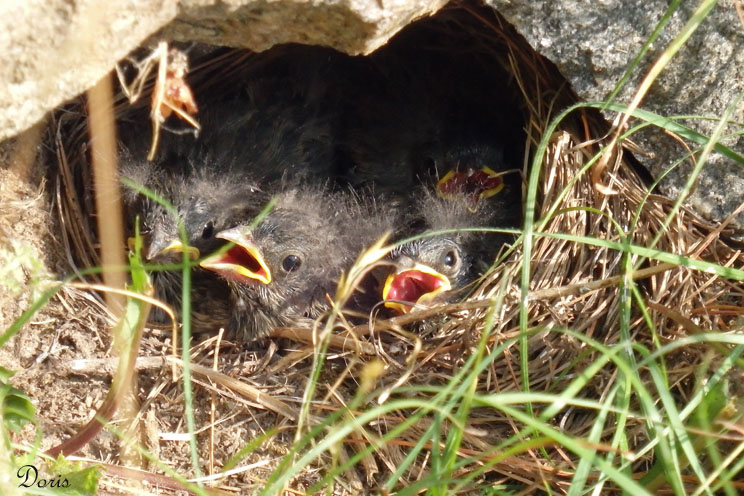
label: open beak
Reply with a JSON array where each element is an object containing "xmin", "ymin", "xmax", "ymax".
[
  {"xmin": 436, "ymin": 166, "xmax": 504, "ymax": 209},
  {"xmin": 382, "ymin": 263, "xmax": 452, "ymax": 314},
  {"xmin": 199, "ymin": 227, "xmax": 271, "ymax": 284},
  {"xmin": 133, "ymin": 236, "xmax": 200, "ymax": 262}
]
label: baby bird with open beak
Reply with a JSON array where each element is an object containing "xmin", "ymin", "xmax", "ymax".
[
  {"xmin": 382, "ymin": 188, "xmax": 514, "ymax": 316},
  {"xmin": 199, "ymin": 186, "xmax": 395, "ymax": 340},
  {"xmin": 121, "ymin": 158, "xmax": 267, "ymax": 332},
  {"xmin": 118, "ymin": 43, "xmax": 338, "ymax": 264},
  {"xmin": 117, "ymin": 53, "xmax": 334, "ymax": 335},
  {"xmin": 123, "ymin": 161, "xmax": 264, "ymax": 261},
  {"xmin": 432, "ymin": 142, "xmax": 517, "ymax": 212}
]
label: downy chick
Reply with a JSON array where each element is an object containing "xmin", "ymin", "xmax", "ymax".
[
  {"xmin": 382, "ymin": 188, "xmax": 513, "ymax": 315},
  {"xmin": 200, "ymin": 185, "xmax": 396, "ymax": 340}
]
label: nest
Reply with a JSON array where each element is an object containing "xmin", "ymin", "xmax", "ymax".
[{"xmin": 38, "ymin": 1, "xmax": 744, "ymax": 493}]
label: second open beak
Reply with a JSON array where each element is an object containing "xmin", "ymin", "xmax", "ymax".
[
  {"xmin": 199, "ymin": 227, "xmax": 271, "ymax": 284},
  {"xmin": 436, "ymin": 166, "xmax": 504, "ymax": 210},
  {"xmin": 382, "ymin": 263, "xmax": 452, "ymax": 314},
  {"xmin": 136, "ymin": 236, "xmax": 200, "ymax": 262}
]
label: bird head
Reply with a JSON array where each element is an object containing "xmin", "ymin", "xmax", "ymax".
[
  {"xmin": 142, "ymin": 219, "xmax": 201, "ymax": 262},
  {"xmin": 436, "ymin": 166, "xmax": 504, "ymax": 211},
  {"xmin": 199, "ymin": 187, "xmax": 354, "ymax": 321},
  {"xmin": 382, "ymin": 236, "xmax": 468, "ymax": 314},
  {"xmin": 134, "ymin": 193, "xmax": 221, "ymax": 264},
  {"xmin": 381, "ymin": 187, "xmax": 499, "ymax": 314},
  {"xmin": 432, "ymin": 143, "xmax": 506, "ymax": 211},
  {"xmin": 123, "ymin": 165, "xmax": 264, "ymax": 264}
]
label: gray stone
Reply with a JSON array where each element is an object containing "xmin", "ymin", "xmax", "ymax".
[
  {"xmin": 488, "ymin": 0, "xmax": 744, "ymax": 230},
  {"xmin": 0, "ymin": 0, "xmax": 446, "ymax": 142}
]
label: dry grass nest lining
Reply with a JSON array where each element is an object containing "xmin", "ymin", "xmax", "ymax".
[{"xmin": 46, "ymin": 2, "xmax": 744, "ymax": 490}]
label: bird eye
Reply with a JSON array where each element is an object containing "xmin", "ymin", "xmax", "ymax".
[
  {"xmin": 281, "ymin": 254, "xmax": 302, "ymax": 273},
  {"xmin": 443, "ymin": 250, "xmax": 458, "ymax": 268},
  {"xmin": 201, "ymin": 221, "xmax": 214, "ymax": 239}
]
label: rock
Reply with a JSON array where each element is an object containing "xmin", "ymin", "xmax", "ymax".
[
  {"xmin": 2, "ymin": 0, "xmax": 742, "ymax": 230},
  {"xmin": 488, "ymin": 0, "xmax": 744, "ymax": 231},
  {"xmin": 0, "ymin": 0, "xmax": 447, "ymax": 142}
]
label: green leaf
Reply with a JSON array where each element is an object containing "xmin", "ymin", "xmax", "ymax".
[
  {"xmin": 39, "ymin": 457, "xmax": 103, "ymax": 496},
  {"xmin": 58, "ymin": 465, "xmax": 101, "ymax": 496},
  {"xmin": 0, "ymin": 376, "xmax": 35, "ymax": 434},
  {"xmin": 0, "ymin": 366, "xmax": 16, "ymax": 383}
]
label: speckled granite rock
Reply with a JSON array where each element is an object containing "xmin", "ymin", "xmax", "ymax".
[
  {"xmin": 488, "ymin": 0, "xmax": 744, "ymax": 231},
  {"xmin": 0, "ymin": 0, "xmax": 447, "ymax": 141}
]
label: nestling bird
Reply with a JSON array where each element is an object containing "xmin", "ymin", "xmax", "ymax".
[
  {"xmin": 117, "ymin": 45, "xmax": 340, "ymax": 336},
  {"xmin": 119, "ymin": 92, "xmax": 338, "ymax": 334},
  {"xmin": 382, "ymin": 188, "xmax": 514, "ymax": 315},
  {"xmin": 199, "ymin": 185, "xmax": 396, "ymax": 340},
  {"xmin": 346, "ymin": 134, "xmax": 520, "ymax": 315},
  {"xmin": 120, "ymin": 156, "xmax": 269, "ymax": 334},
  {"xmin": 119, "ymin": 61, "xmax": 336, "ymax": 263},
  {"xmin": 121, "ymin": 157, "xmax": 265, "ymax": 260},
  {"xmin": 430, "ymin": 141, "xmax": 519, "ymax": 212}
]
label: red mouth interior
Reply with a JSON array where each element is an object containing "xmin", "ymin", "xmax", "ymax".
[
  {"xmin": 387, "ymin": 270, "xmax": 447, "ymax": 304},
  {"xmin": 220, "ymin": 245, "xmax": 268, "ymax": 280},
  {"xmin": 438, "ymin": 172, "xmax": 469, "ymax": 195},
  {"xmin": 438, "ymin": 170, "xmax": 503, "ymax": 198},
  {"xmin": 468, "ymin": 170, "xmax": 503, "ymax": 194}
]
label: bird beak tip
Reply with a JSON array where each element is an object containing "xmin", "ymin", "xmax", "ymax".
[
  {"xmin": 215, "ymin": 226, "xmax": 251, "ymax": 244},
  {"xmin": 149, "ymin": 239, "xmax": 200, "ymax": 261}
]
